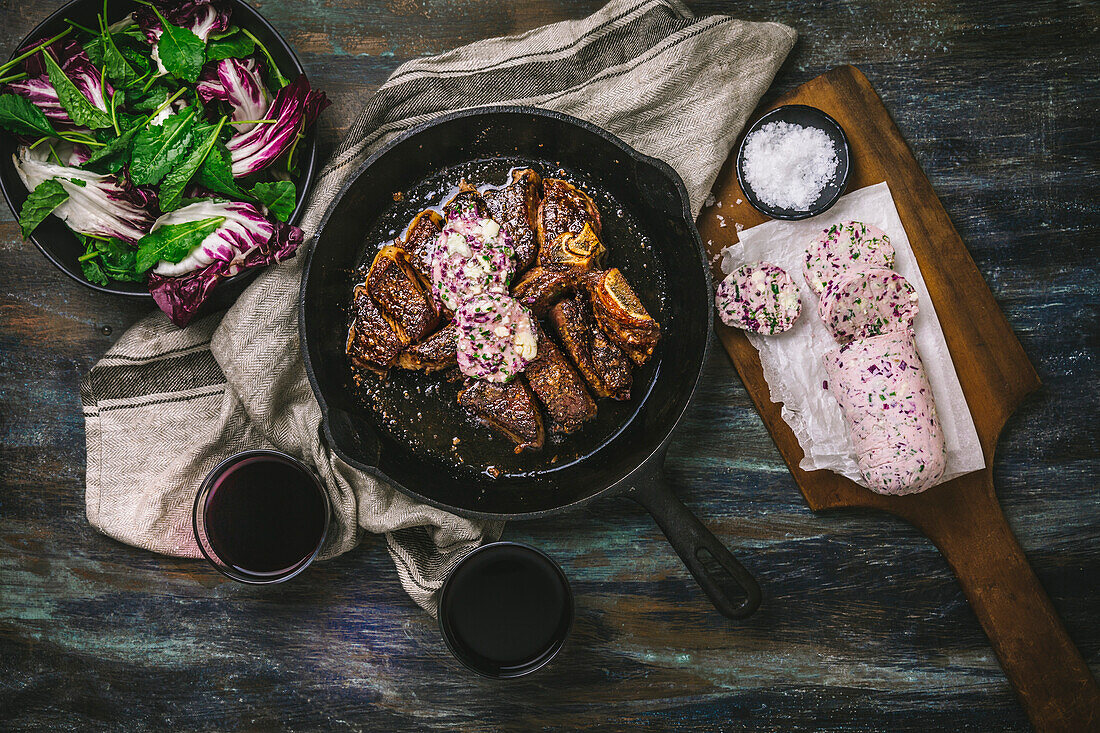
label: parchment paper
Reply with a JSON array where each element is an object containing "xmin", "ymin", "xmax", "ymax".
[{"xmin": 720, "ymin": 181, "xmax": 985, "ymax": 487}]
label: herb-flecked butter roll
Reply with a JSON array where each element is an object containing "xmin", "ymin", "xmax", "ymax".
[
  {"xmin": 818, "ymin": 266, "xmax": 918, "ymax": 345},
  {"xmin": 823, "ymin": 330, "xmax": 947, "ymax": 495},
  {"xmin": 804, "ymin": 220, "xmax": 894, "ymax": 296}
]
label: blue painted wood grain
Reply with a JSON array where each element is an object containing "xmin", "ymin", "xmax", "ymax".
[{"xmin": 1, "ymin": 0, "xmax": 1097, "ymax": 730}]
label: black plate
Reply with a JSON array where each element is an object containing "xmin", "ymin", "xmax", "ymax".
[
  {"xmin": 735, "ymin": 104, "xmax": 851, "ymax": 220},
  {"xmin": 0, "ymin": 0, "xmax": 320, "ymax": 302}
]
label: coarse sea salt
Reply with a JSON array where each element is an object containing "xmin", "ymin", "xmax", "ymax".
[{"xmin": 742, "ymin": 121, "xmax": 838, "ymax": 210}]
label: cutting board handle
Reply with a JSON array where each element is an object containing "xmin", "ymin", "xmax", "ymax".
[{"xmin": 907, "ymin": 470, "xmax": 1100, "ymax": 731}]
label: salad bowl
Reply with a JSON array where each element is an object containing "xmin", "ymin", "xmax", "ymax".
[{"xmin": 0, "ymin": 0, "xmax": 320, "ymax": 310}]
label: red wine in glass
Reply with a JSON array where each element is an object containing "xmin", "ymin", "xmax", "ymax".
[
  {"xmin": 438, "ymin": 542, "xmax": 573, "ymax": 677},
  {"xmin": 193, "ymin": 450, "xmax": 330, "ymax": 583}
]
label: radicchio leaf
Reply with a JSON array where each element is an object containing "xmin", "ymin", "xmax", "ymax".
[
  {"xmin": 5, "ymin": 38, "xmax": 113, "ymax": 129},
  {"xmin": 133, "ymin": 0, "xmax": 232, "ymax": 44},
  {"xmin": 145, "ymin": 199, "xmax": 302, "ymax": 326},
  {"xmin": 14, "ymin": 146, "xmax": 156, "ymax": 244},
  {"xmin": 226, "ymin": 74, "xmax": 327, "ymax": 177},
  {"xmin": 195, "ymin": 58, "xmax": 269, "ymax": 132}
]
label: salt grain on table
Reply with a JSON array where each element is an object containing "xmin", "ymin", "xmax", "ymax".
[{"xmin": 742, "ymin": 121, "xmax": 838, "ymax": 210}]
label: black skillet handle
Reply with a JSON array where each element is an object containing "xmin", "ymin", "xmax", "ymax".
[{"xmin": 628, "ymin": 468, "xmax": 761, "ymax": 620}]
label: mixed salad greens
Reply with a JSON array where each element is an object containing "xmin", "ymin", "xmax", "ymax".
[{"xmin": 0, "ymin": 0, "xmax": 328, "ymax": 326}]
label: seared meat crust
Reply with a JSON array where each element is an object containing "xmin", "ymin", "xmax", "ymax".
[
  {"xmin": 582, "ymin": 268, "xmax": 660, "ymax": 365},
  {"xmin": 366, "ymin": 245, "xmax": 440, "ymax": 345},
  {"xmin": 347, "ymin": 284, "xmax": 404, "ymax": 374},
  {"xmin": 537, "ymin": 178, "xmax": 602, "ymax": 256},
  {"xmin": 443, "ymin": 180, "xmax": 492, "ymax": 221},
  {"xmin": 549, "ymin": 294, "xmax": 632, "ymax": 401},
  {"xmin": 402, "ymin": 209, "xmax": 443, "ymax": 279},
  {"xmin": 511, "ymin": 264, "xmax": 581, "ymax": 316},
  {"xmin": 524, "ymin": 323, "xmax": 596, "ymax": 434},
  {"xmin": 397, "ymin": 321, "xmax": 458, "ymax": 373},
  {"xmin": 540, "ymin": 222, "xmax": 605, "ymax": 270},
  {"xmin": 458, "ymin": 378, "xmax": 545, "ymax": 452},
  {"xmin": 482, "ymin": 168, "xmax": 542, "ymax": 274}
]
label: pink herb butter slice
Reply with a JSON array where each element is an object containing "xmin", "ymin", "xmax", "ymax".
[
  {"xmin": 455, "ymin": 291, "xmax": 538, "ymax": 383},
  {"xmin": 819, "ymin": 266, "xmax": 918, "ymax": 344},
  {"xmin": 823, "ymin": 330, "xmax": 946, "ymax": 495},
  {"xmin": 803, "ymin": 220, "xmax": 894, "ymax": 296},
  {"xmin": 429, "ymin": 211, "xmax": 515, "ymax": 312},
  {"xmin": 715, "ymin": 261, "xmax": 802, "ymax": 335}
]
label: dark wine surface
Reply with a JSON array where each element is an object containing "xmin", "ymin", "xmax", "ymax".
[
  {"xmin": 203, "ymin": 456, "xmax": 328, "ymax": 578},
  {"xmin": 439, "ymin": 543, "xmax": 572, "ymax": 677}
]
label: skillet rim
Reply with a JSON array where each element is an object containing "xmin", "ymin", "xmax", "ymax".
[{"xmin": 300, "ymin": 104, "xmax": 713, "ymax": 520}]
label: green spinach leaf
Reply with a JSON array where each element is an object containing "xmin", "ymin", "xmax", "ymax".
[
  {"xmin": 205, "ymin": 31, "xmax": 255, "ymax": 63},
  {"xmin": 0, "ymin": 94, "xmax": 59, "ymax": 138},
  {"xmin": 159, "ymin": 120, "xmax": 226, "ymax": 211},
  {"xmin": 79, "ymin": 235, "xmax": 144, "ymax": 284},
  {"xmin": 96, "ymin": 237, "xmax": 143, "ymax": 281},
  {"xmin": 129, "ymin": 109, "xmax": 196, "ymax": 185},
  {"xmin": 195, "ymin": 137, "xmax": 245, "ymax": 198},
  {"xmin": 80, "ymin": 254, "xmax": 110, "ymax": 285},
  {"xmin": 135, "ymin": 216, "xmax": 225, "ymax": 273},
  {"xmin": 83, "ymin": 122, "xmax": 142, "ymax": 173},
  {"xmin": 42, "ymin": 50, "xmax": 113, "ymax": 129},
  {"xmin": 153, "ymin": 14, "xmax": 206, "ymax": 82},
  {"xmin": 250, "ymin": 180, "xmax": 296, "ymax": 222},
  {"xmin": 128, "ymin": 84, "xmax": 171, "ymax": 112},
  {"xmin": 84, "ymin": 36, "xmax": 108, "ymax": 67},
  {"xmin": 118, "ymin": 41, "xmax": 154, "ymax": 81},
  {"xmin": 18, "ymin": 178, "xmax": 68, "ymax": 238},
  {"xmin": 102, "ymin": 31, "xmax": 139, "ymax": 86}
]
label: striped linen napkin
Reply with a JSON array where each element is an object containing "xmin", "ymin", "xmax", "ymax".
[{"xmin": 81, "ymin": 0, "xmax": 794, "ymax": 613}]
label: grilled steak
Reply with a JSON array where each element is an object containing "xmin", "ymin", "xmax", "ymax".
[
  {"xmin": 537, "ymin": 178, "xmax": 601, "ymax": 249},
  {"xmin": 402, "ymin": 209, "xmax": 443, "ymax": 279},
  {"xmin": 397, "ymin": 321, "xmax": 458, "ymax": 373},
  {"xmin": 443, "ymin": 180, "xmax": 492, "ymax": 220},
  {"xmin": 525, "ymin": 323, "xmax": 596, "ymax": 434},
  {"xmin": 539, "ymin": 222, "xmax": 606, "ymax": 270},
  {"xmin": 366, "ymin": 245, "xmax": 440, "ymax": 344},
  {"xmin": 549, "ymin": 294, "xmax": 632, "ymax": 401},
  {"xmin": 482, "ymin": 168, "xmax": 541, "ymax": 273},
  {"xmin": 347, "ymin": 284, "xmax": 404, "ymax": 374},
  {"xmin": 458, "ymin": 377, "xmax": 545, "ymax": 452},
  {"xmin": 511, "ymin": 264, "xmax": 580, "ymax": 316},
  {"xmin": 583, "ymin": 268, "xmax": 660, "ymax": 365}
]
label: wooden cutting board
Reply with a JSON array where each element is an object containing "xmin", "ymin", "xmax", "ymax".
[{"xmin": 698, "ymin": 66, "xmax": 1098, "ymax": 732}]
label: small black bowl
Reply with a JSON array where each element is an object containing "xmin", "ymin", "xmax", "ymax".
[
  {"xmin": 0, "ymin": 0, "xmax": 319, "ymax": 304},
  {"xmin": 735, "ymin": 104, "xmax": 850, "ymax": 221},
  {"xmin": 438, "ymin": 542, "xmax": 573, "ymax": 679}
]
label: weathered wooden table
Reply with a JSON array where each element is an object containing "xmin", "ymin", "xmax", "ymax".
[{"xmin": 1, "ymin": 1, "xmax": 1096, "ymax": 730}]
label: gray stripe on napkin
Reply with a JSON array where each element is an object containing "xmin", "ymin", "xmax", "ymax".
[
  {"xmin": 84, "ymin": 350, "xmax": 224, "ymax": 402},
  {"xmin": 81, "ymin": 0, "xmax": 794, "ymax": 615}
]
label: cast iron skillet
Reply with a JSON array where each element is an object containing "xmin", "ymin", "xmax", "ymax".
[{"xmin": 300, "ymin": 106, "xmax": 761, "ymax": 619}]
